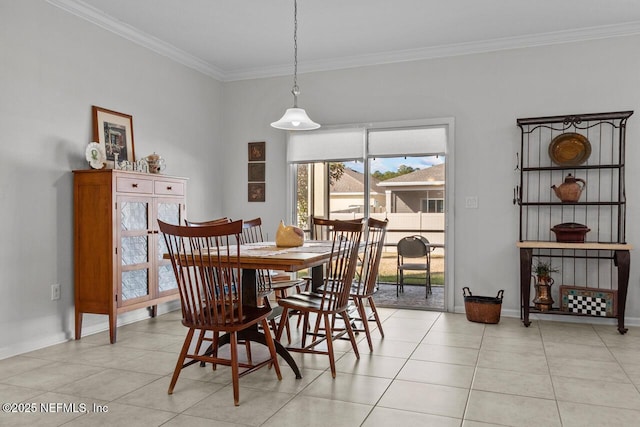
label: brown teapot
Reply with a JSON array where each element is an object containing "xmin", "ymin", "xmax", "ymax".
[{"xmin": 551, "ymin": 173, "xmax": 585, "ymax": 203}]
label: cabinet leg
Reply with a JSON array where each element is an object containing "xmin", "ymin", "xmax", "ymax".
[
  {"xmin": 75, "ymin": 311, "xmax": 83, "ymax": 340},
  {"xmin": 614, "ymin": 250, "xmax": 630, "ymax": 335},
  {"xmin": 109, "ymin": 313, "xmax": 117, "ymax": 344}
]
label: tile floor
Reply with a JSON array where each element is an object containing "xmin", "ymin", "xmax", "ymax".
[{"xmin": 2, "ymin": 309, "xmax": 640, "ymax": 426}]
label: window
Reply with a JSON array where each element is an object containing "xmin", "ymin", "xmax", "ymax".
[
  {"xmin": 288, "ymin": 122, "xmax": 448, "ymax": 225},
  {"xmin": 421, "ymin": 190, "xmax": 445, "ymax": 213}
]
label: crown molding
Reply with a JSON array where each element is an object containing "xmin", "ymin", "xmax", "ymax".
[
  {"xmin": 233, "ymin": 21, "xmax": 640, "ymax": 81},
  {"xmin": 47, "ymin": 0, "xmax": 226, "ymax": 80},
  {"xmin": 48, "ymin": 0, "xmax": 640, "ymax": 82}
]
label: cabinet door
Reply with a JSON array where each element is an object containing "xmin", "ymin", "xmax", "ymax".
[
  {"xmin": 154, "ymin": 197, "xmax": 184, "ymax": 295},
  {"xmin": 117, "ymin": 195, "xmax": 152, "ymax": 306}
]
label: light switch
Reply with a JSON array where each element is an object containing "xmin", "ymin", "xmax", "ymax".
[{"xmin": 465, "ymin": 196, "xmax": 478, "ymax": 209}]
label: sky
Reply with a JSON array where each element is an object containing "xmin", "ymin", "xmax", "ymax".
[{"xmin": 348, "ymin": 155, "xmax": 445, "ymax": 174}]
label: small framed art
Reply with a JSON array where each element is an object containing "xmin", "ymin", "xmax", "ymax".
[
  {"xmin": 248, "ymin": 183, "xmax": 265, "ymax": 202},
  {"xmin": 248, "ymin": 163, "xmax": 266, "ymax": 182},
  {"xmin": 92, "ymin": 106, "xmax": 135, "ymax": 167},
  {"xmin": 248, "ymin": 141, "xmax": 266, "ymax": 161}
]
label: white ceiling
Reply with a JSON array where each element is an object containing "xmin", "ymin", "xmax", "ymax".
[{"xmin": 50, "ymin": 0, "xmax": 640, "ymax": 81}]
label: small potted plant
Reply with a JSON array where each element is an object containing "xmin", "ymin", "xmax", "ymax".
[
  {"xmin": 532, "ymin": 260, "xmax": 559, "ymax": 311},
  {"xmin": 534, "ymin": 260, "xmax": 559, "ymax": 284}
]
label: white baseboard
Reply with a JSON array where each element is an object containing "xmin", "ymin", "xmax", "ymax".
[
  {"xmin": 0, "ymin": 301, "xmax": 181, "ymax": 361},
  {"xmin": 454, "ymin": 305, "xmax": 640, "ymax": 328}
]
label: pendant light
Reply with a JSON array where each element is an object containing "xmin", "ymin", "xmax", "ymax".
[{"xmin": 271, "ymin": 0, "xmax": 320, "ymax": 131}]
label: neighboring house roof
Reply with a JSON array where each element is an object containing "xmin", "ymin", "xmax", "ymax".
[
  {"xmin": 330, "ymin": 168, "xmax": 383, "ymax": 194},
  {"xmin": 377, "ymin": 163, "xmax": 445, "ymax": 187}
]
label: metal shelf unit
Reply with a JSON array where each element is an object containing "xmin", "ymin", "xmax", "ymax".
[{"xmin": 515, "ymin": 111, "xmax": 633, "ymax": 333}]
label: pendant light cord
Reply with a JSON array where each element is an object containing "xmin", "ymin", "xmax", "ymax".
[{"xmin": 292, "ymin": 0, "xmax": 299, "ymax": 107}]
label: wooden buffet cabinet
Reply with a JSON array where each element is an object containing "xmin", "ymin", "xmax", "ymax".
[{"xmin": 73, "ymin": 169, "xmax": 187, "ymax": 343}]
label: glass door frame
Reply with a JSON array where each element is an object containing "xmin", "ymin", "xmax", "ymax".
[{"xmin": 286, "ymin": 117, "xmax": 456, "ymax": 312}]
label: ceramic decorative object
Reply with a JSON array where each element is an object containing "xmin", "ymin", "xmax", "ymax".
[
  {"xmin": 145, "ymin": 152, "xmax": 165, "ymax": 174},
  {"xmin": 532, "ymin": 260, "xmax": 558, "ymax": 312},
  {"xmin": 85, "ymin": 142, "xmax": 106, "ymax": 169},
  {"xmin": 533, "ymin": 276, "xmax": 554, "ymax": 311},
  {"xmin": 551, "ymin": 222, "xmax": 590, "ymax": 243},
  {"xmin": 548, "ymin": 132, "xmax": 591, "ymax": 166},
  {"xmin": 135, "ymin": 158, "xmax": 149, "ymax": 173},
  {"xmin": 551, "ymin": 173, "xmax": 586, "ymax": 202},
  {"xmin": 275, "ymin": 220, "xmax": 304, "ymax": 247}
]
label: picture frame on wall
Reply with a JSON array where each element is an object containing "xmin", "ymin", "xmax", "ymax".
[
  {"xmin": 248, "ymin": 183, "xmax": 265, "ymax": 202},
  {"xmin": 248, "ymin": 141, "xmax": 266, "ymax": 161},
  {"xmin": 92, "ymin": 106, "xmax": 135, "ymax": 168},
  {"xmin": 248, "ymin": 162, "xmax": 265, "ymax": 182}
]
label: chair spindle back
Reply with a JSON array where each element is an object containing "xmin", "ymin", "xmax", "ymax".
[
  {"xmin": 159, "ymin": 219, "xmax": 244, "ymax": 328},
  {"xmin": 352, "ymin": 218, "xmax": 388, "ymax": 296},
  {"xmin": 319, "ymin": 219, "xmax": 365, "ymax": 312}
]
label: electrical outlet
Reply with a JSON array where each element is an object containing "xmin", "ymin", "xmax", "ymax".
[
  {"xmin": 51, "ymin": 284, "xmax": 61, "ymax": 300},
  {"xmin": 465, "ymin": 196, "xmax": 479, "ymax": 209}
]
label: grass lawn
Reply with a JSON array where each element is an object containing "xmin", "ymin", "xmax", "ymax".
[
  {"xmin": 377, "ymin": 252, "xmax": 444, "ymax": 285},
  {"xmin": 291, "ymin": 251, "xmax": 445, "ymax": 286}
]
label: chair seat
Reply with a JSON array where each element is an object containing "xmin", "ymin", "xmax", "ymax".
[
  {"xmin": 278, "ymin": 293, "xmax": 346, "ymax": 314},
  {"xmin": 350, "ymin": 282, "xmax": 374, "ymax": 297},
  {"xmin": 398, "ymin": 263, "xmax": 429, "ymax": 271},
  {"xmin": 188, "ymin": 305, "xmax": 272, "ymax": 331},
  {"xmin": 267, "ymin": 305, "xmax": 284, "ymax": 321},
  {"xmin": 270, "ymin": 279, "xmax": 306, "ymax": 291}
]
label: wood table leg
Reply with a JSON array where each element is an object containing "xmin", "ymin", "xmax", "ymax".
[
  {"xmin": 242, "ymin": 268, "xmax": 258, "ymax": 307},
  {"xmin": 311, "ymin": 264, "xmax": 324, "ymax": 292}
]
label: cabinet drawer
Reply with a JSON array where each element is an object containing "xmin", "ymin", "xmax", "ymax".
[
  {"xmin": 154, "ymin": 180, "xmax": 185, "ymax": 196},
  {"xmin": 116, "ymin": 176, "xmax": 153, "ymax": 194}
]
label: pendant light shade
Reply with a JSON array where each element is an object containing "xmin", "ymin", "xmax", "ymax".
[
  {"xmin": 271, "ymin": 107, "xmax": 320, "ymax": 130},
  {"xmin": 271, "ymin": 0, "xmax": 320, "ymax": 131}
]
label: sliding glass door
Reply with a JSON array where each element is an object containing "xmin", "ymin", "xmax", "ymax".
[{"xmin": 287, "ymin": 120, "xmax": 452, "ymax": 311}]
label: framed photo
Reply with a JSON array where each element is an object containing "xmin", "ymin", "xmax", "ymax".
[
  {"xmin": 92, "ymin": 106, "xmax": 135, "ymax": 167},
  {"xmin": 248, "ymin": 141, "xmax": 265, "ymax": 162},
  {"xmin": 248, "ymin": 183, "xmax": 265, "ymax": 202},
  {"xmin": 248, "ymin": 163, "xmax": 265, "ymax": 182}
]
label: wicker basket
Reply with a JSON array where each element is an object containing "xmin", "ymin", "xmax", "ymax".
[{"xmin": 463, "ymin": 287, "xmax": 504, "ymax": 324}]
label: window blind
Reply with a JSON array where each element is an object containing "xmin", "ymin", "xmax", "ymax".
[
  {"xmin": 368, "ymin": 126, "xmax": 447, "ymax": 156},
  {"xmin": 287, "ymin": 128, "xmax": 365, "ymax": 162}
]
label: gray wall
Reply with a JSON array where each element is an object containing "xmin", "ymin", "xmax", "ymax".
[
  {"xmin": 222, "ymin": 36, "xmax": 640, "ymax": 321},
  {"xmin": 2, "ymin": 0, "xmax": 640, "ymax": 358},
  {"xmin": 0, "ymin": 0, "xmax": 224, "ymax": 358}
]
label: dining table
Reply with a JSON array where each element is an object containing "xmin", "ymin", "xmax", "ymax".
[{"xmin": 166, "ymin": 240, "xmax": 336, "ymax": 379}]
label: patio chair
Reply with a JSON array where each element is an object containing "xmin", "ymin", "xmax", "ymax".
[{"xmin": 396, "ymin": 235, "xmax": 432, "ymax": 298}]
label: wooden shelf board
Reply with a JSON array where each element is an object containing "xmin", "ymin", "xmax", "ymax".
[{"xmin": 517, "ymin": 241, "xmax": 632, "ymax": 250}]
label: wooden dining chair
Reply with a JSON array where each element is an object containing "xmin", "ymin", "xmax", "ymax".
[
  {"xmin": 159, "ymin": 219, "xmax": 281, "ymax": 406},
  {"xmin": 185, "ymin": 216, "xmax": 254, "ymax": 365},
  {"xmin": 240, "ymin": 218, "xmax": 306, "ymax": 343},
  {"xmin": 348, "ymin": 217, "xmax": 388, "ymax": 351},
  {"xmin": 185, "ymin": 217, "xmax": 230, "ymax": 226},
  {"xmin": 275, "ymin": 219, "xmax": 364, "ymax": 378}
]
